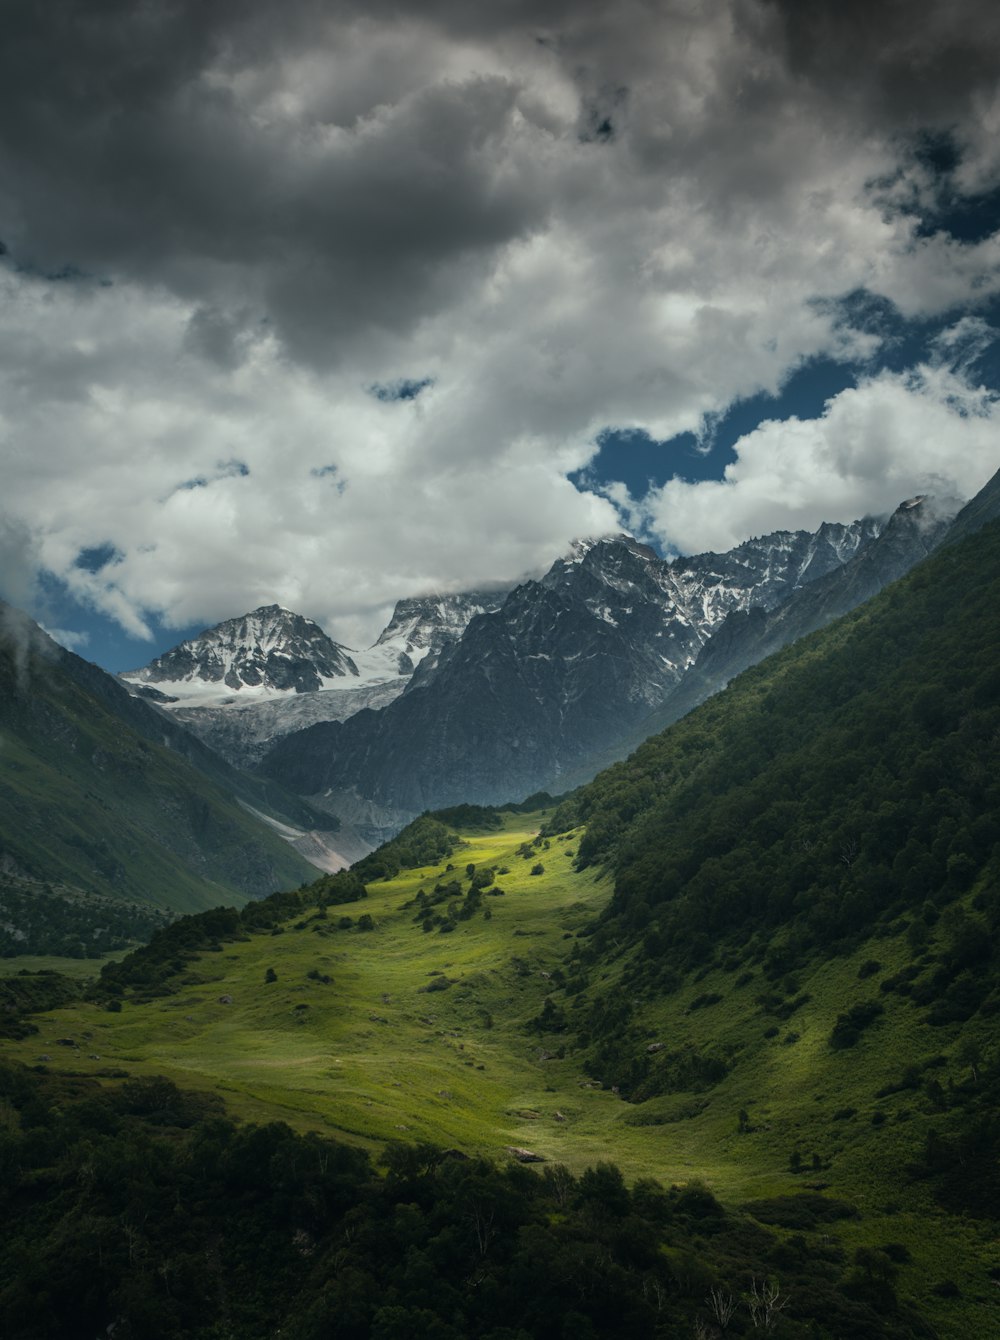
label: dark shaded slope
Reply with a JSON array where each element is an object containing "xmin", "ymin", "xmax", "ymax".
[
  {"xmin": 939, "ymin": 462, "xmax": 1000, "ymax": 548},
  {"xmin": 0, "ymin": 606, "xmax": 315, "ymax": 915},
  {"xmin": 262, "ymin": 579, "xmax": 646, "ymax": 810},
  {"xmin": 61, "ymin": 640, "xmax": 337, "ymax": 835}
]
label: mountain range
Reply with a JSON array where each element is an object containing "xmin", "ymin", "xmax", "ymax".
[
  {"xmin": 113, "ymin": 516, "xmax": 880, "ymax": 840},
  {"xmin": 257, "ymin": 499, "xmax": 956, "ymax": 832},
  {"xmin": 109, "ymin": 497, "xmax": 965, "ymax": 852},
  {"xmin": 122, "ymin": 591, "xmax": 509, "ymax": 769},
  {"xmin": 0, "ymin": 482, "xmax": 972, "ymax": 939}
]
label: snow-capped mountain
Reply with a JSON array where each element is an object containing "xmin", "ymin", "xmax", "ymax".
[
  {"xmin": 536, "ymin": 518, "xmax": 884, "ymax": 690},
  {"xmin": 121, "ymin": 604, "xmax": 359, "ymax": 705},
  {"xmin": 260, "ymin": 513, "xmax": 899, "ymax": 822},
  {"xmin": 121, "ymin": 591, "xmax": 510, "ymax": 767},
  {"xmin": 120, "ymin": 499, "xmax": 969, "ymax": 851},
  {"xmin": 352, "ymin": 590, "xmax": 512, "ymax": 685},
  {"xmin": 609, "ymin": 492, "xmax": 961, "ymax": 764}
]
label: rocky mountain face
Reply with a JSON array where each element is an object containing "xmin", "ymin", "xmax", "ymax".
[
  {"xmin": 373, "ymin": 590, "xmax": 511, "ymax": 681},
  {"xmin": 123, "ymin": 591, "xmax": 510, "ymax": 770},
  {"xmin": 591, "ymin": 493, "xmax": 961, "ymax": 774},
  {"xmin": 260, "ymin": 515, "xmax": 895, "ymax": 821}
]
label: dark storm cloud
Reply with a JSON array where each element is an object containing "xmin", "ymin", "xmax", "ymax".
[
  {"xmin": 3, "ymin": 0, "xmax": 998, "ymax": 366},
  {"xmin": 762, "ymin": 0, "xmax": 1000, "ymax": 128},
  {"xmin": 0, "ymin": 0, "xmax": 554, "ymax": 362},
  {"xmin": 183, "ymin": 306, "xmax": 253, "ymax": 369}
]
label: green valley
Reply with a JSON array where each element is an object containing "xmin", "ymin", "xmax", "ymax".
[
  {"xmin": 3, "ymin": 807, "xmax": 997, "ymax": 1335},
  {"xmin": 4, "ymin": 519, "xmax": 1000, "ymax": 1338}
]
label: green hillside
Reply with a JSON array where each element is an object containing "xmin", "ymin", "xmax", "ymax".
[
  {"xmin": 0, "ymin": 609, "xmax": 315, "ymax": 929},
  {"xmin": 3, "ymin": 522, "xmax": 1000, "ymax": 1336}
]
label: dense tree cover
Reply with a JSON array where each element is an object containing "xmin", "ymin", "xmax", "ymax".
[
  {"xmin": 95, "ymin": 904, "xmax": 251, "ymax": 1001},
  {"xmin": 905, "ymin": 1038, "xmax": 1000, "ymax": 1220},
  {"xmin": 431, "ymin": 804, "xmax": 505, "ymax": 831},
  {"xmin": 94, "ymin": 884, "xmax": 364, "ymax": 1002},
  {"xmin": 334, "ymin": 813, "xmax": 461, "ymax": 884},
  {"xmin": 545, "ymin": 524, "xmax": 1000, "ymax": 1022},
  {"xmin": 0, "ymin": 971, "xmax": 81, "ymax": 1039},
  {"xmin": 500, "ymin": 790, "xmax": 567, "ymax": 814},
  {"xmin": 0, "ymin": 879, "xmax": 167, "ymax": 959},
  {"xmin": 0, "ymin": 1062, "xmax": 935, "ymax": 1339},
  {"xmin": 426, "ymin": 795, "xmax": 568, "ymax": 831}
]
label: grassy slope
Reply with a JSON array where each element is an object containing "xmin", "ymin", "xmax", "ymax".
[
  {"xmin": 3, "ymin": 817, "xmax": 604, "ymax": 1144},
  {"xmin": 0, "ymin": 644, "xmax": 314, "ymax": 917},
  {"xmin": 0, "ymin": 951, "xmax": 129, "ymax": 979},
  {"xmin": 4, "ymin": 812, "xmax": 997, "ymax": 1337}
]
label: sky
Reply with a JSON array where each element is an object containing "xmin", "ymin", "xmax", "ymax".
[{"xmin": 2, "ymin": 0, "xmax": 1000, "ymax": 670}]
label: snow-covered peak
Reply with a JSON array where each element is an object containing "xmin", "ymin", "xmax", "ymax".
[
  {"xmin": 672, "ymin": 515, "xmax": 887, "ymax": 612},
  {"xmin": 120, "ymin": 605, "xmax": 360, "ymax": 706},
  {"xmin": 562, "ymin": 533, "xmax": 633, "ymax": 564},
  {"xmin": 526, "ymin": 517, "xmax": 891, "ymax": 680},
  {"xmin": 120, "ymin": 589, "xmax": 512, "ymax": 712},
  {"xmin": 363, "ymin": 589, "xmax": 511, "ymax": 682},
  {"xmin": 375, "ymin": 590, "xmax": 510, "ymax": 650}
]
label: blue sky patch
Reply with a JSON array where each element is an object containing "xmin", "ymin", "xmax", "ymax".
[
  {"xmin": 369, "ymin": 377, "xmax": 433, "ymax": 402},
  {"xmin": 74, "ymin": 543, "xmax": 122, "ymax": 573}
]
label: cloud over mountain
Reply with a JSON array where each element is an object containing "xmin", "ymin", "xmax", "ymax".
[{"xmin": 1, "ymin": 0, "xmax": 998, "ymax": 653}]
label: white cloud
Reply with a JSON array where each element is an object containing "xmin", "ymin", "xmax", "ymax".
[
  {"xmin": 0, "ymin": 1, "xmax": 998, "ymax": 650},
  {"xmin": 41, "ymin": 626, "xmax": 90, "ymax": 653},
  {"xmin": 0, "ymin": 513, "xmax": 43, "ymax": 610},
  {"xmin": 0, "ymin": 270, "xmax": 622, "ymax": 647},
  {"xmin": 641, "ymin": 355, "xmax": 999, "ymax": 554}
]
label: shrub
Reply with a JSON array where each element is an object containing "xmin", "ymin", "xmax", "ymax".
[{"xmin": 830, "ymin": 1001, "xmax": 884, "ymax": 1049}]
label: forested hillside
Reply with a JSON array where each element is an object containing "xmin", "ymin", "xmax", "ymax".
[
  {"xmin": 541, "ymin": 520, "xmax": 1000, "ymax": 1222},
  {"xmin": 1, "ymin": 1061, "xmax": 935, "ymax": 1340}
]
